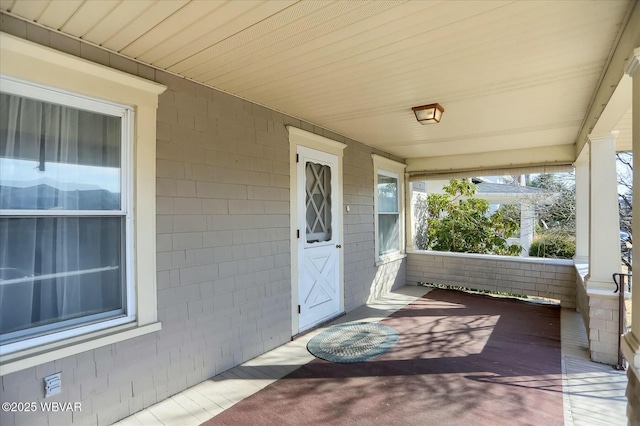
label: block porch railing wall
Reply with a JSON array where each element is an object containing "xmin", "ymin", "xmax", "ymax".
[{"xmin": 406, "ymin": 251, "xmax": 576, "ymax": 308}]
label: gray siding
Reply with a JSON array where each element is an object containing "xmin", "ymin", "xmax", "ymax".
[
  {"xmin": 407, "ymin": 251, "xmax": 576, "ymax": 308},
  {"xmin": 0, "ymin": 15, "xmax": 406, "ymax": 426}
]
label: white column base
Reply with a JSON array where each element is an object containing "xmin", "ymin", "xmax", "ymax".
[{"xmin": 585, "ymin": 278, "xmax": 617, "ymax": 291}]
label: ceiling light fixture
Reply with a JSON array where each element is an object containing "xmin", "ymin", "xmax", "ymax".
[{"xmin": 412, "ymin": 103, "xmax": 444, "ymax": 124}]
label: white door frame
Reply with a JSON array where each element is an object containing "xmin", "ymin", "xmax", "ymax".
[{"xmin": 288, "ymin": 126, "xmax": 346, "ymax": 336}]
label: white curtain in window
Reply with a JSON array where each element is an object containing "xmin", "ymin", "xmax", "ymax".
[
  {"xmin": 0, "ymin": 94, "xmax": 124, "ymax": 340},
  {"xmin": 378, "ymin": 174, "xmax": 400, "ymax": 256}
]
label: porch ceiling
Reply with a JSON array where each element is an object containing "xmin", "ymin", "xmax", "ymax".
[{"xmin": 1, "ymin": 0, "xmax": 635, "ymax": 168}]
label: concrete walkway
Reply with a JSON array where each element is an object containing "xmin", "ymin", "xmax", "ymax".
[
  {"xmin": 561, "ymin": 309, "xmax": 628, "ymax": 426},
  {"xmin": 116, "ymin": 286, "xmax": 629, "ymax": 426}
]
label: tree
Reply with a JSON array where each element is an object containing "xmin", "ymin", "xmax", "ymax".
[
  {"xmin": 522, "ymin": 173, "xmax": 576, "ymax": 260},
  {"xmin": 414, "ymin": 179, "xmax": 522, "ymax": 256},
  {"xmin": 496, "ymin": 203, "xmax": 521, "ymax": 236},
  {"xmin": 529, "ymin": 173, "xmax": 575, "ymax": 234},
  {"xmin": 617, "ymin": 152, "xmax": 632, "ymax": 271}
]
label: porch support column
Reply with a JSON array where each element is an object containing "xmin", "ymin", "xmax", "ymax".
[
  {"xmin": 519, "ymin": 202, "xmax": 534, "ymax": 257},
  {"xmin": 622, "ymin": 48, "xmax": 640, "ymax": 425},
  {"xmin": 573, "ymin": 159, "xmax": 589, "ymax": 264},
  {"xmin": 586, "ymin": 132, "xmax": 622, "ymax": 289},
  {"xmin": 584, "ymin": 132, "xmax": 622, "ymax": 365}
]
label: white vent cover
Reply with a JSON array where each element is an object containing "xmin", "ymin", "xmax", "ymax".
[{"xmin": 44, "ymin": 373, "xmax": 61, "ymax": 398}]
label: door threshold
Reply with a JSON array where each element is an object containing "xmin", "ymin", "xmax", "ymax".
[{"xmin": 292, "ymin": 311, "xmax": 346, "ymax": 340}]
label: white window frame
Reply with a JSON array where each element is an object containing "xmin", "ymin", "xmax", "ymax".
[
  {"xmin": 372, "ymin": 154, "xmax": 407, "ymax": 265},
  {"xmin": 0, "ymin": 76, "xmax": 137, "ymax": 353},
  {"xmin": 0, "ymin": 33, "xmax": 165, "ymax": 375}
]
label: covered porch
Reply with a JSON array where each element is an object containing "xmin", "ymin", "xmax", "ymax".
[
  {"xmin": 0, "ymin": 1, "xmax": 638, "ymax": 425},
  {"xmin": 116, "ymin": 285, "xmax": 628, "ymax": 426}
]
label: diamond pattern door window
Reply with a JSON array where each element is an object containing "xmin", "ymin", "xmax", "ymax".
[{"xmin": 305, "ymin": 162, "xmax": 332, "ymax": 243}]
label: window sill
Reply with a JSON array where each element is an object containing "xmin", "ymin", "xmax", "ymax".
[
  {"xmin": 0, "ymin": 322, "xmax": 161, "ymax": 376},
  {"xmin": 375, "ymin": 252, "xmax": 407, "ymax": 267}
]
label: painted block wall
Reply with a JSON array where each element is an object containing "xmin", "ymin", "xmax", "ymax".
[
  {"xmin": 586, "ymin": 292, "xmax": 620, "ymax": 364},
  {"xmin": 407, "ymin": 251, "xmax": 576, "ymax": 308},
  {"xmin": 576, "ymin": 273, "xmax": 591, "ymax": 340},
  {"xmin": 576, "ymin": 270, "xmax": 622, "ymax": 366},
  {"xmin": 0, "ymin": 15, "xmax": 406, "ymax": 426}
]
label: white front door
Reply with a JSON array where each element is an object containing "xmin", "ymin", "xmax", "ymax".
[{"xmin": 297, "ymin": 145, "xmax": 341, "ymax": 332}]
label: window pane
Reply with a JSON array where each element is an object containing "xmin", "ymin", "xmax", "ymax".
[
  {"xmin": 0, "ymin": 93, "xmax": 121, "ymax": 210},
  {"xmin": 0, "ymin": 217, "xmax": 125, "ymax": 341},
  {"xmin": 306, "ymin": 162, "xmax": 332, "ymax": 243},
  {"xmin": 379, "ymin": 213, "xmax": 400, "ymax": 256},
  {"xmin": 378, "ymin": 174, "xmax": 398, "ymax": 213}
]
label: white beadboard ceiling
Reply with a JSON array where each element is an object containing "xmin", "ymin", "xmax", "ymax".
[{"xmin": 0, "ymin": 0, "xmax": 634, "ymax": 166}]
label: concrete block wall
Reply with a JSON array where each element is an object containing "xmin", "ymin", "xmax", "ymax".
[
  {"xmin": 367, "ymin": 259, "xmax": 407, "ymax": 304},
  {"xmin": 586, "ymin": 292, "xmax": 620, "ymax": 364},
  {"xmin": 576, "ymin": 273, "xmax": 590, "ymax": 339},
  {"xmin": 0, "ymin": 15, "xmax": 406, "ymax": 426},
  {"xmin": 407, "ymin": 251, "xmax": 576, "ymax": 308},
  {"xmin": 576, "ymin": 267, "xmax": 622, "ymax": 365}
]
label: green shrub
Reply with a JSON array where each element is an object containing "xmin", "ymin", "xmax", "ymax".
[
  {"xmin": 414, "ymin": 179, "xmax": 522, "ymax": 256},
  {"xmin": 529, "ymin": 234, "xmax": 575, "ymax": 259}
]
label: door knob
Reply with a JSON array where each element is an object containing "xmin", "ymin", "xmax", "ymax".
[{"xmin": 336, "ymin": 244, "xmax": 342, "ymax": 248}]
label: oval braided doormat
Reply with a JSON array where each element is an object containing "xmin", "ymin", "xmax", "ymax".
[{"xmin": 307, "ymin": 321, "xmax": 399, "ymax": 363}]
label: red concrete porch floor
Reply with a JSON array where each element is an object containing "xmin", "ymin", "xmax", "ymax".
[{"xmin": 116, "ymin": 286, "xmax": 628, "ymax": 426}]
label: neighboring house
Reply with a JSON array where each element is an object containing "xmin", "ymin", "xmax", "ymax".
[
  {"xmin": 0, "ymin": 2, "xmax": 638, "ymax": 426},
  {"xmin": 413, "ymin": 178, "xmax": 556, "ymax": 255}
]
